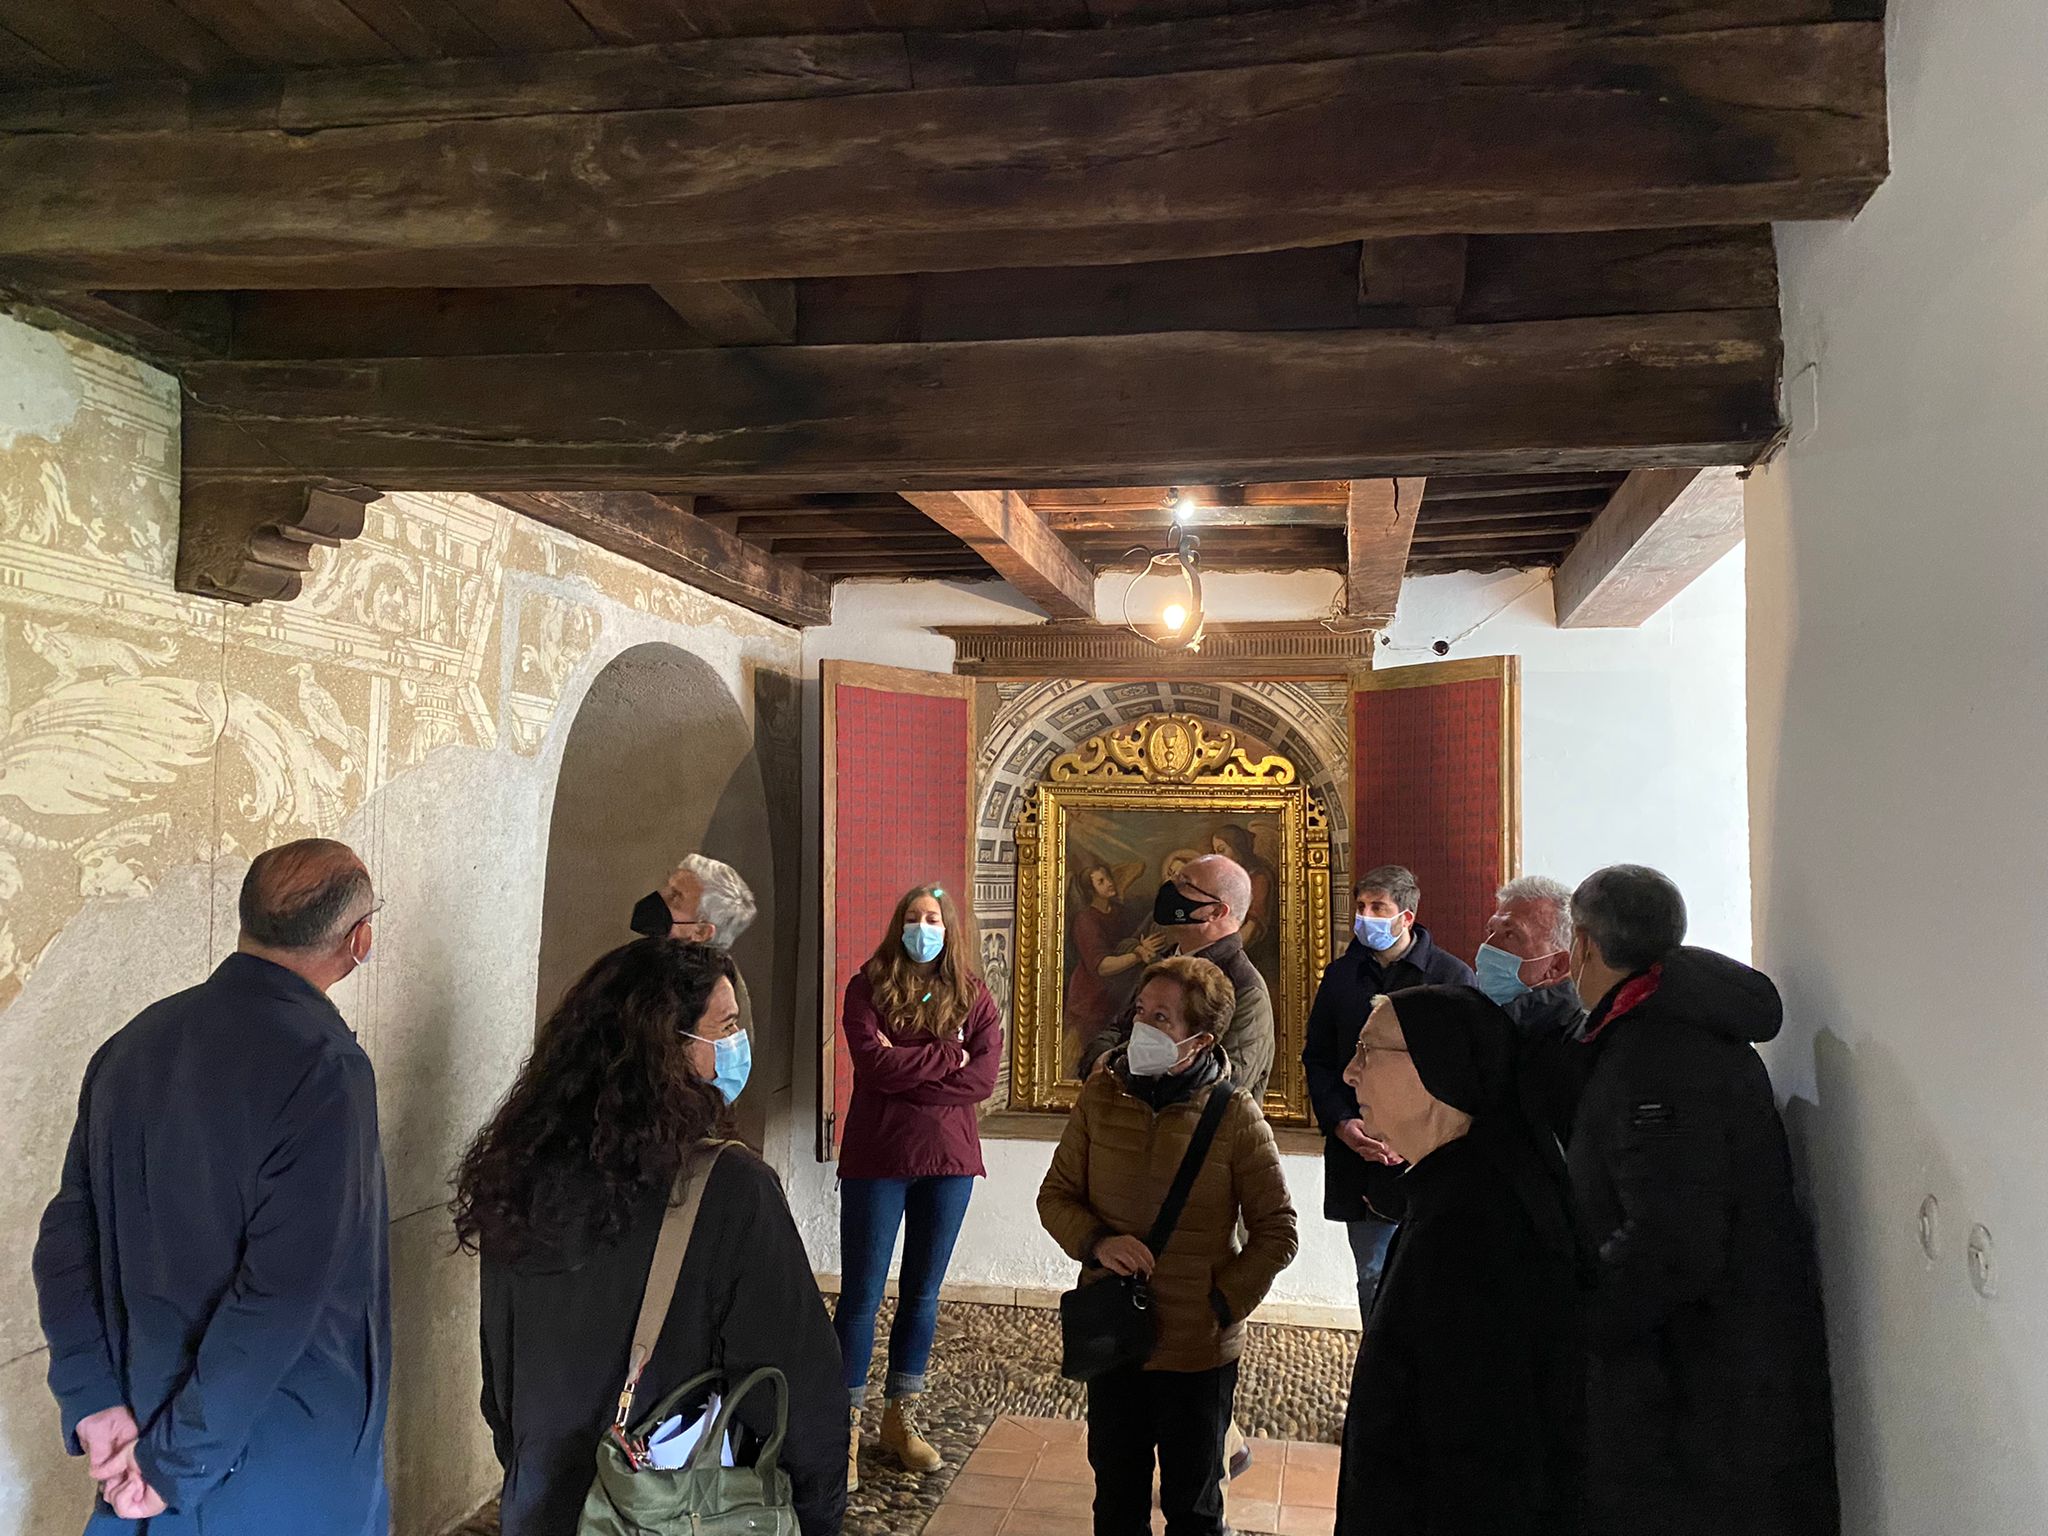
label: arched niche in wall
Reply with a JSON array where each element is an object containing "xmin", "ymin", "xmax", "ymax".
[
  {"xmin": 537, "ymin": 642, "xmax": 788, "ymax": 1153},
  {"xmin": 972, "ymin": 678, "xmax": 1353, "ymax": 1107}
]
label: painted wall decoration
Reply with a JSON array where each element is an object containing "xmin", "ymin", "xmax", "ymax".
[{"xmin": 0, "ymin": 329, "xmax": 793, "ymax": 1020}]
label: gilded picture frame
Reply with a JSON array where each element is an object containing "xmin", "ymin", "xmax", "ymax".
[{"xmin": 1011, "ymin": 714, "xmax": 1330, "ymax": 1125}]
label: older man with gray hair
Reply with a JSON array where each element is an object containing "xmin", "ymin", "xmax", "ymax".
[
  {"xmin": 629, "ymin": 852, "xmax": 758, "ymax": 948},
  {"xmin": 1475, "ymin": 875, "xmax": 1583, "ymax": 1038}
]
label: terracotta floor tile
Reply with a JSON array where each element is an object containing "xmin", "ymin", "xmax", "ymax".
[
  {"xmin": 963, "ymin": 1447, "xmax": 1042, "ymax": 1480},
  {"xmin": 1278, "ymin": 1462, "xmax": 1337, "ymax": 1510},
  {"xmin": 922, "ymin": 1504, "xmax": 997, "ymax": 1536},
  {"xmin": 945, "ymin": 1473, "xmax": 1026, "ymax": 1510},
  {"xmin": 1012, "ymin": 1478, "xmax": 1094, "ymax": 1517},
  {"xmin": 980, "ymin": 1418, "xmax": 1054, "ymax": 1453},
  {"xmin": 1283, "ymin": 1441, "xmax": 1341, "ymax": 1473},
  {"xmin": 1230, "ymin": 1455, "xmax": 1283, "ymax": 1503},
  {"xmin": 1034, "ymin": 1453, "xmax": 1094, "ymax": 1486},
  {"xmin": 998, "ymin": 1510, "xmax": 1089, "ymax": 1536},
  {"xmin": 1228, "ymin": 1496, "xmax": 1281, "ymax": 1532},
  {"xmin": 1274, "ymin": 1503, "xmax": 1336, "ymax": 1536}
]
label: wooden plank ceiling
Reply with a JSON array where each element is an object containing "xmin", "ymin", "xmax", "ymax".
[{"xmin": 0, "ymin": 0, "xmax": 1888, "ymax": 619}]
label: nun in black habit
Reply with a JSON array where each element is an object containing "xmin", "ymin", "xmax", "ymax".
[{"xmin": 1335, "ymin": 985, "xmax": 1585, "ymax": 1536}]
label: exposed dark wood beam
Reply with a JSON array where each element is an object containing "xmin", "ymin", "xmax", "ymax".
[
  {"xmin": 1423, "ymin": 472, "xmax": 1627, "ymax": 502},
  {"xmin": 900, "ymin": 489, "xmax": 1096, "ymax": 619},
  {"xmin": 486, "ymin": 491, "xmax": 831, "ymax": 626},
  {"xmin": 1346, "ymin": 478, "xmax": 1425, "ymax": 623},
  {"xmin": 54, "ymin": 227, "xmax": 1773, "ymax": 367},
  {"xmin": 0, "ymin": 22, "xmax": 1884, "ymax": 289},
  {"xmin": 0, "ymin": 3, "xmax": 1880, "ymax": 133},
  {"xmin": 651, "ymin": 279, "xmax": 797, "ymax": 344},
  {"xmin": 1554, "ymin": 465, "xmax": 1745, "ymax": 627},
  {"xmin": 178, "ymin": 311, "xmax": 1783, "ymax": 494}
]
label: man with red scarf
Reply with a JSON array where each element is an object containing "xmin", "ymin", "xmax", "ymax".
[{"xmin": 1566, "ymin": 865, "xmax": 1839, "ymax": 1536}]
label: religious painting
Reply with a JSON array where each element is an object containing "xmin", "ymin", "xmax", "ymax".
[{"xmin": 1012, "ymin": 714, "xmax": 1330, "ymax": 1124}]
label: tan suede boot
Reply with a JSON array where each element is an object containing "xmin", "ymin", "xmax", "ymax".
[
  {"xmin": 879, "ymin": 1395, "xmax": 943, "ymax": 1474},
  {"xmin": 847, "ymin": 1406, "xmax": 862, "ymax": 1494}
]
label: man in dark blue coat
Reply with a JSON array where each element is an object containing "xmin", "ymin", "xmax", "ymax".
[
  {"xmin": 1301, "ymin": 863, "xmax": 1474, "ymax": 1320},
  {"xmin": 34, "ymin": 838, "xmax": 391, "ymax": 1534}
]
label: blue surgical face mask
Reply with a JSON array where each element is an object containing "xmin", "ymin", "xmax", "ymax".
[
  {"xmin": 1474, "ymin": 942, "xmax": 1533, "ymax": 1005},
  {"xmin": 685, "ymin": 1028, "xmax": 752, "ymax": 1104},
  {"xmin": 902, "ymin": 922, "xmax": 945, "ymax": 964},
  {"xmin": 1355, "ymin": 914, "xmax": 1401, "ymax": 952}
]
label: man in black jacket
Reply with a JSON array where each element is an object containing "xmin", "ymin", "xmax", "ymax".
[
  {"xmin": 1568, "ymin": 865, "xmax": 1839, "ymax": 1536},
  {"xmin": 1474, "ymin": 874, "xmax": 1588, "ymax": 1150},
  {"xmin": 34, "ymin": 839, "xmax": 390, "ymax": 1533},
  {"xmin": 1302, "ymin": 864, "xmax": 1474, "ymax": 1321}
]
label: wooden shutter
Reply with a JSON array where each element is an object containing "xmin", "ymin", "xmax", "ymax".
[
  {"xmin": 818, "ymin": 660, "xmax": 975, "ymax": 1161},
  {"xmin": 1351, "ymin": 657, "xmax": 1521, "ymax": 969}
]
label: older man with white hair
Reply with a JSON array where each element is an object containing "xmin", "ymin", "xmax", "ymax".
[
  {"xmin": 1475, "ymin": 874, "xmax": 1589, "ymax": 1151},
  {"xmin": 629, "ymin": 851, "xmax": 759, "ymax": 949}
]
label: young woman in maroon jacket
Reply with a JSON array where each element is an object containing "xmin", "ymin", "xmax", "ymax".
[{"xmin": 834, "ymin": 884, "xmax": 1001, "ymax": 1491}]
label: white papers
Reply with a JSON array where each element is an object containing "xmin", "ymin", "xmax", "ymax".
[{"xmin": 646, "ymin": 1395, "xmax": 736, "ymax": 1471}]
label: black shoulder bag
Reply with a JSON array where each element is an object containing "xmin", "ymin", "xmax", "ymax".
[{"xmin": 1058, "ymin": 1083, "xmax": 1235, "ymax": 1382}]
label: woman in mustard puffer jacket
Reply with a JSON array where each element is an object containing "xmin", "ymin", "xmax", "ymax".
[{"xmin": 1038, "ymin": 955, "xmax": 1297, "ymax": 1536}]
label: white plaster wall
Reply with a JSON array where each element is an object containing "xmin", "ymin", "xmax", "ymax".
[
  {"xmin": 1744, "ymin": 0, "xmax": 2048, "ymax": 1527},
  {"xmin": 783, "ymin": 556, "xmax": 1751, "ymax": 1313}
]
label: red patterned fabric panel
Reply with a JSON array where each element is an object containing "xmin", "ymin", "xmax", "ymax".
[
  {"xmin": 1353, "ymin": 676, "xmax": 1505, "ymax": 970},
  {"xmin": 829, "ymin": 684, "xmax": 971, "ymax": 1157}
]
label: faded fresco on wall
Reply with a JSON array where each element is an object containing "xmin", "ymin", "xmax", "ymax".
[{"xmin": 0, "ymin": 324, "xmax": 791, "ymax": 1008}]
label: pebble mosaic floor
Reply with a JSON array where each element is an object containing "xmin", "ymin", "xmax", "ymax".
[{"xmin": 446, "ymin": 1299, "xmax": 1359, "ymax": 1536}]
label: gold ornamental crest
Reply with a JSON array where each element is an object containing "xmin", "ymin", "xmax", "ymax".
[{"xmin": 1045, "ymin": 713, "xmax": 1295, "ymax": 786}]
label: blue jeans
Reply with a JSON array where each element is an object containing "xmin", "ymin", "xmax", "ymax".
[
  {"xmin": 1348, "ymin": 1217, "xmax": 1396, "ymax": 1324},
  {"xmin": 834, "ymin": 1175, "xmax": 974, "ymax": 1405}
]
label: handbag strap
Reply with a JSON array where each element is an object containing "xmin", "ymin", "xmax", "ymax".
[
  {"xmin": 614, "ymin": 1140, "xmax": 734, "ymax": 1430},
  {"xmin": 1141, "ymin": 1083, "xmax": 1234, "ymax": 1260}
]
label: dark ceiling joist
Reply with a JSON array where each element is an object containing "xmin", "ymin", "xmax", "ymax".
[
  {"xmin": 0, "ymin": 20, "xmax": 1884, "ymax": 289},
  {"xmin": 178, "ymin": 310, "xmax": 1783, "ymax": 494},
  {"xmin": 1553, "ymin": 465, "xmax": 1746, "ymax": 627},
  {"xmin": 29, "ymin": 225, "xmax": 1773, "ymax": 369},
  {"xmin": 1346, "ymin": 478, "xmax": 1425, "ymax": 623},
  {"xmin": 900, "ymin": 489, "xmax": 1096, "ymax": 619},
  {"xmin": 485, "ymin": 491, "xmax": 831, "ymax": 626}
]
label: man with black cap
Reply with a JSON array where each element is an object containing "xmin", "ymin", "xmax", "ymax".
[
  {"xmin": 1302, "ymin": 863, "xmax": 1475, "ymax": 1322},
  {"xmin": 1335, "ymin": 984, "xmax": 1583, "ymax": 1535},
  {"xmin": 1567, "ymin": 864, "xmax": 1838, "ymax": 1536}
]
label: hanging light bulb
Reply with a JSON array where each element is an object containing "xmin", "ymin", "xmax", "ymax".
[{"xmin": 1119, "ymin": 522, "xmax": 1205, "ymax": 653}]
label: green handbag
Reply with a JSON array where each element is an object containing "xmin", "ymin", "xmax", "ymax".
[{"xmin": 576, "ymin": 1142, "xmax": 800, "ymax": 1536}]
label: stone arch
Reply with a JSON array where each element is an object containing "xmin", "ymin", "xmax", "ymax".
[
  {"xmin": 537, "ymin": 641, "xmax": 782, "ymax": 1148},
  {"xmin": 970, "ymin": 677, "xmax": 1353, "ymax": 1101}
]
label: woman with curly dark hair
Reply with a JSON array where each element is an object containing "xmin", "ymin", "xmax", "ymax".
[{"xmin": 455, "ymin": 938, "xmax": 844, "ymax": 1536}]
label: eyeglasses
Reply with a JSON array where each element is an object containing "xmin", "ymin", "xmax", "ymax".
[
  {"xmin": 349, "ymin": 900, "xmax": 386, "ymax": 936},
  {"xmin": 1351, "ymin": 1039, "xmax": 1409, "ymax": 1065}
]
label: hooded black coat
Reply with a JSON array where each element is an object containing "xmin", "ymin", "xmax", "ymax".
[{"xmin": 1570, "ymin": 948, "xmax": 1838, "ymax": 1536}]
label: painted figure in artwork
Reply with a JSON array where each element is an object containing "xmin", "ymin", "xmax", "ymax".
[{"xmin": 1063, "ymin": 858, "xmax": 1160, "ymax": 1059}]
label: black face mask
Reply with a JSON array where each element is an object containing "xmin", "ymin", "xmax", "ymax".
[
  {"xmin": 1152, "ymin": 880, "xmax": 1220, "ymax": 928},
  {"xmin": 629, "ymin": 891, "xmax": 674, "ymax": 937}
]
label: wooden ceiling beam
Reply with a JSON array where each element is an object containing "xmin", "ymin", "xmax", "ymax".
[
  {"xmin": 178, "ymin": 311, "xmax": 1782, "ymax": 495},
  {"xmin": 48, "ymin": 227, "xmax": 1773, "ymax": 369},
  {"xmin": 0, "ymin": 22, "xmax": 1884, "ymax": 289},
  {"xmin": 486, "ymin": 491, "xmax": 832, "ymax": 626},
  {"xmin": 899, "ymin": 489, "xmax": 1096, "ymax": 619},
  {"xmin": 1346, "ymin": 478, "xmax": 1426, "ymax": 623},
  {"xmin": 650, "ymin": 279, "xmax": 797, "ymax": 344},
  {"xmin": 1553, "ymin": 465, "xmax": 1746, "ymax": 627}
]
